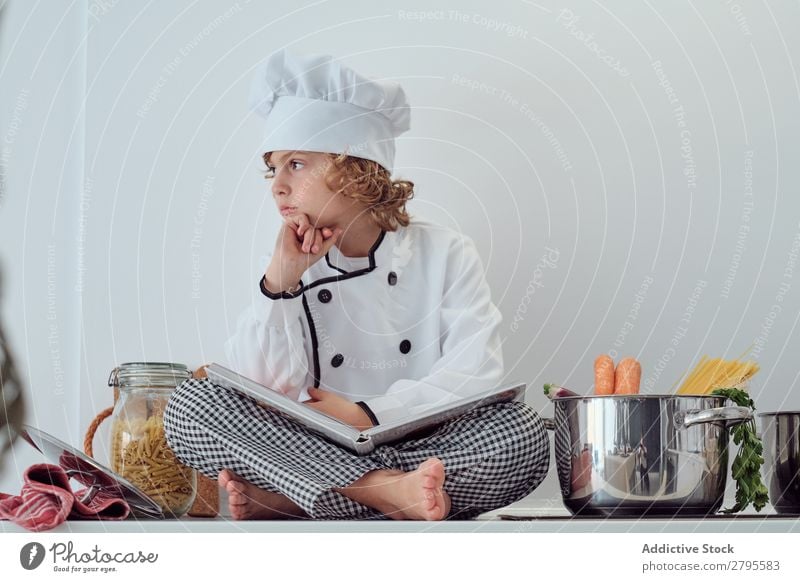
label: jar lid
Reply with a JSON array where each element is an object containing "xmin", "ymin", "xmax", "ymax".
[{"xmin": 108, "ymin": 362, "xmax": 192, "ymax": 388}]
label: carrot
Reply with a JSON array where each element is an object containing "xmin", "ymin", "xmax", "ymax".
[
  {"xmin": 614, "ymin": 357, "xmax": 641, "ymax": 394},
  {"xmin": 594, "ymin": 355, "xmax": 615, "ymax": 395}
]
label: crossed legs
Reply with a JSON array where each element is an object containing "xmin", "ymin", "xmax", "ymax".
[{"xmin": 164, "ymin": 379, "xmax": 549, "ymax": 521}]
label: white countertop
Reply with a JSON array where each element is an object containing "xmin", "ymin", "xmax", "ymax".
[{"xmin": 2, "ymin": 504, "xmax": 797, "ymax": 534}]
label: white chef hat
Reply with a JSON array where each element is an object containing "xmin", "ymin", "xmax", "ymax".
[{"xmin": 249, "ymin": 49, "xmax": 411, "ymax": 174}]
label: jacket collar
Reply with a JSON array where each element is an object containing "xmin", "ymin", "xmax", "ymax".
[{"xmin": 324, "ymin": 229, "xmax": 387, "ymax": 275}]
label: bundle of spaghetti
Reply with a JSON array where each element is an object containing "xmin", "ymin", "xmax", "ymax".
[
  {"xmin": 675, "ymin": 355, "xmax": 760, "ymax": 395},
  {"xmin": 110, "ymin": 415, "xmax": 195, "ymax": 514}
]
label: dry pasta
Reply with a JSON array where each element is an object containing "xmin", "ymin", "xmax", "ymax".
[
  {"xmin": 675, "ymin": 355, "xmax": 760, "ymax": 395},
  {"xmin": 110, "ymin": 414, "xmax": 195, "ymax": 514}
]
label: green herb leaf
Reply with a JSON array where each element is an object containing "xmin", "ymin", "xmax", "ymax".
[{"xmin": 711, "ymin": 387, "xmax": 769, "ymax": 513}]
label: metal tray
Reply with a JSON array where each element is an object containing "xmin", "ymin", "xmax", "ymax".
[{"xmin": 20, "ymin": 424, "xmax": 164, "ymax": 519}]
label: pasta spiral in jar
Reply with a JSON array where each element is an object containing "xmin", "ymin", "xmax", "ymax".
[{"xmin": 108, "ymin": 363, "xmax": 196, "ymax": 517}]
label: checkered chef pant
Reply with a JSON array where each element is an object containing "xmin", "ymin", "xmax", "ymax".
[{"xmin": 163, "ymin": 378, "xmax": 550, "ymax": 520}]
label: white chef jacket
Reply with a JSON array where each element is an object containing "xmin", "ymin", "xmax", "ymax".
[{"xmin": 223, "ymin": 219, "xmax": 504, "ymax": 425}]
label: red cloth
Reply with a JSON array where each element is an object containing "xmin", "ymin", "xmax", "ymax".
[{"xmin": 0, "ymin": 463, "xmax": 129, "ymax": 531}]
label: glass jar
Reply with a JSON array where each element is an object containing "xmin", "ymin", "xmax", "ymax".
[{"xmin": 108, "ymin": 362, "xmax": 196, "ymax": 517}]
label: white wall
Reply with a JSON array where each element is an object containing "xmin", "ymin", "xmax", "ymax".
[
  {"xmin": 0, "ymin": 0, "xmax": 86, "ymax": 493},
  {"xmin": 2, "ymin": 0, "xmax": 800, "ymax": 508}
]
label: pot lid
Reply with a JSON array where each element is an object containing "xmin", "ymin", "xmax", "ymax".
[{"xmin": 20, "ymin": 425, "xmax": 164, "ymax": 519}]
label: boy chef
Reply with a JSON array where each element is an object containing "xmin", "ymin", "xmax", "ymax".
[{"xmin": 164, "ymin": 50, "xmax": 550, "ymax": 520}]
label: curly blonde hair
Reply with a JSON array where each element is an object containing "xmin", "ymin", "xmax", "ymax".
[{"xmin": 263, "ymin": 152, "xmax": 414, "ymax": 231}]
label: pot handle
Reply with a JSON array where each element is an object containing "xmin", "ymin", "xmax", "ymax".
[
  {"xmin": 542, "ymin": 417, "xmax": 555, "ymax": 431},
  {"xmin": 675, "ymin": 406, "xmax": 752, "ymax": 429}
]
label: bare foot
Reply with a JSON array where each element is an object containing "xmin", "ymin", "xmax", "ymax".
[
  {"xmin": 218, "ymin": 469, "xmax": 307, "ymax": 520},
  {"xmin": 336, "ymin": 457, "xmax": 451, "ymax": 520}
]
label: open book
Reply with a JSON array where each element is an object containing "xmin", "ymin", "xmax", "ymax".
[{"xmin": 205, "ymin": 363, "xmax": 526, "ymax": 456}]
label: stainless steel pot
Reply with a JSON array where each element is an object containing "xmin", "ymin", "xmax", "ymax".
[
  {"xmin": 758, "ymin": 411, "xmax": 800, "ymax": 514},
  {"xmin": 546, "ymin": 395, "xmax": 751, "ymax": 517}
]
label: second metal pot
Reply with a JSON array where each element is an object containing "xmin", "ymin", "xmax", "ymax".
[
  {"xmin": 548, "ymin": 394, "xmax": 751, "ymax": 517},
  {"xmin": 759, "ymin": 411, "xmax": 800, "ymax": 514}
]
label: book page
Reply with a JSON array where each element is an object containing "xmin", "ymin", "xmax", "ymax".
[
  {"xmin": 204, "ymin": 364, "xmax": 360, "ymax": 444},
  {"xmin": 362, "ymin": 384, "xmax": 525, "ymax": 448}
]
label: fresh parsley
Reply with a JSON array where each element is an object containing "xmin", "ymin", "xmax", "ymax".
[{"xmin": 711, "ymin": 387, "xmax": 769, "ymax": 513}]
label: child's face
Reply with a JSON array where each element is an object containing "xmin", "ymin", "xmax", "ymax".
[{"xmin": 267, "ymin": 150, "xmax": 356, "ymax": 227}]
